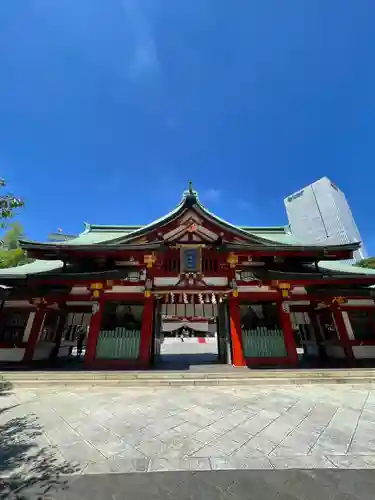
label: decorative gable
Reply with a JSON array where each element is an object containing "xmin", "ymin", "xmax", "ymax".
[{"xmin": 162, "ymin": 210, "xmax": 220, "ymax": 244}]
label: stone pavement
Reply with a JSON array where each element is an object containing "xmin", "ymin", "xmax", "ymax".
[
  {"xmin": 158, "ymin": 337, "xmax": 219, "ymax": 368},
  {"xmin": 2, "ymin": 384, "xmax": 375, "ymax": 497}
]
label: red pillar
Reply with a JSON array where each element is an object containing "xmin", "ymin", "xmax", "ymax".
[
  {"xmin": 228, "ymin": 296, "xmax": 246, "ymax": 367},
  {"xmin": 332, "ymin": 309, "xmax": 354, "ymax": 364},
  {"xmin": 139, "ymin": 295, "xmax": 155, "ymax": 368},
  {"xmin": 278, "ymin": 302, "xmax": 298, "ymax": 365},
  {"xmin": 85, "ymin": 300, "xmax": 104, "ymax": 368},
  {"xmin": 23, "ymin": 307, "xmax": 46, "ymax": 362}
]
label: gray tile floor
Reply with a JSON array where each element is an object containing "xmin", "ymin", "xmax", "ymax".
[
  {"xmin": 1, "ymin": 384, "xmax": 375, "ymax": 497},
  {"xmin": 3, "ymin": 470, "xmax": 375, "ymax": 499}
]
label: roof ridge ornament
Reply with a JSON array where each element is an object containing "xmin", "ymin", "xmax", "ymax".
[{"xmin": 188, "ymin": 180, "xmax": 193, "ymax": 194}]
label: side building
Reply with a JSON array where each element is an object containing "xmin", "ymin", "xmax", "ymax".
[{"xmin": 284, "ymin": 176, "xmax": 367, "ymax": 264}]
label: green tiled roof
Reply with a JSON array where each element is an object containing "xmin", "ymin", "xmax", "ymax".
[
  {"xmin": 61, "ymin": 224, "xmax": 297, "ymax": 247},
  {"xmin": 0, "ymin": 259, "xmax": 63, "ymax": 276},
  {"xmin": 319, "ymin": 261, "xmax": 375, "ymax": 276},
  {"xmin": 26, "ymin": 189, "xmax": 298, "ymax": 248},
  {"xmin": 11, "ymin": 186, "xmax": 362, "ymax": 254},
  {"xmin": 58, "ymin": 230, "xmax": 132, "ymax": 246},
  {"xmin": 248, "ymin": 231, "xmax": 299, "ymax": 245}
]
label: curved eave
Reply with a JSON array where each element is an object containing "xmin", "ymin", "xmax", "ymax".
[
  {"xmin": 19, "ymin": 241, "xmax": 164, "ymax": 259},
  {"xmin": 26, "ymin": 268, "xmax": 141, "ymax": 283},
  {"xmin": 93, "ymin": 192, "xmax": 286, "ymax": 246},
  {"xmin": 225, "ymin": 242, "xmax": 360, "ymax": 253},
  {"xmin": 254, "ymin": 268, "xmax": 375, "ymax": 284}
]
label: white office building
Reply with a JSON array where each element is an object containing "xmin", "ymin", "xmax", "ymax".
[{"xmin": 284, "ymin": 177, "xmax": 367, "ymax": 264}]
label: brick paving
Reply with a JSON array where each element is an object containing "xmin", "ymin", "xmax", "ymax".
[{"xmin": 1, "ymin": 384, "xmax": 375, "ymax": 497}]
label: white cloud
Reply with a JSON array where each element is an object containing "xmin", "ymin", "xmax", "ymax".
[
  {"xmin": 202, "ymin": 188, "xmax": 221, "ymax": 203},
  {"xmin": 237, "ymin": 200, "xmax": 251, "ymax": 209},
  {"xmin": 122, "ymin": 0, "xmax": 160, "ymax": 78}
]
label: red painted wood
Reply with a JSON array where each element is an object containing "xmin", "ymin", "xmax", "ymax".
[
  {"xmin": 332, "ymin": 310, "xmax": 354, "ymax": 363},
  {"xmin": 138, "ymin": 295, "xmax": 155, "ymax": 368},
  {"xmin": 278, "ymin": 303, "xmax": 298, "ymax": 366},
  {"xmin": 0, "ymin": 342, "xmax": 28, "ymax": 349},
  {"xmin": 349, "ymin": 340, "xmax": 375, "ymax": 346},
  {"xmin": 84, "ymin": 300, "xmax": 103, "ymax": 367},
  {"xmin": 238, "ymin": 292, "xmax": 279, "ymax": 301},
  {"xmin": 340, "ymin": 305, "xmax": 375, "ymax": 311},
  {"xmin": 23, "ymin": 308, "xmax": 46, "ymax": 362},
  {"xmin": 228, "ymin": 296, "xmax": 246, "ymax": 367},
  {"xmin": 102, "ymin": 293, "xmax": 143, "ymax": 302}
]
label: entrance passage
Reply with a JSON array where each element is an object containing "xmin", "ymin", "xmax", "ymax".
[{"xmin": 152, "ymin": 301, "xmax": 232, "ymax": 369}]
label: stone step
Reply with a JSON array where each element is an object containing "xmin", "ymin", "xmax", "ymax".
[
  {"xmin": 1, "ymin": 369, "xmax": 375, "ymax": 387},
  {"xmin": 1, "ymin": 368, "xmax": 375, "ymax": 380},
  {"xmin": 1, "ymin": 377, "xmax": 375, "ymax": 388}
]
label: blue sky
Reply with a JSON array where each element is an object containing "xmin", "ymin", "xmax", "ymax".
[{"xmin": 1, "ymin": 1, "xmax": 374, "ymax": 253}]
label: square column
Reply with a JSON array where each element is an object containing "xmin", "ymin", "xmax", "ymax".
[
  {"xmin": 85, "ymin": 300, "xmax": 103, "ymax": 368},
  {"xmin": 228, "ymin": 296, "xmax": 246, "ymax": 367},
  {"xmin": 332, "ymin": 309, "xmax": 354, "ymax": 364},
  {"xmin": 50, "ymin": 310, "xmax": 67, "ymax": 360},
  {"xmin": 139, "ymin": 295, "xmax": 155, "ymax": 368},
  {"xmin": 278, "ymin": 302, "xmax": 298, "ymax": 365},
  {"xmin": 23, "ymin": 307, "xmax": 46, "ymax": 362}
]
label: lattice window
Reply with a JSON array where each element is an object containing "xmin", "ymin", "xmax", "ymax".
[
  {"xmin": 63, "ymin": 313, "xmax": 90, "ymax": 342},
  {"xmin": 0, "ymin": 310, "xmax": 29, "ymax": 345},
  {"xmin": 202, "ymin": 257, "xmax": 219, "ymax": 273}
]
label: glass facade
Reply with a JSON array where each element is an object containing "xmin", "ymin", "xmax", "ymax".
[{"xmin": 284, "ymin": 177, "xmax": 367, "ymax": 264}]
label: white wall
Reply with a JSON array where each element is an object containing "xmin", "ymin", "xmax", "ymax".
[
  {"xmin": 32, "ymin": 342, "xmax": 54, "ymax": 361},
  {"xmin": 353, "ymin": 346, "xmax": 375, "ymax": 359},
  {"xmin": 0, "ymin": 348, "xmax": 25, "ymax": 362}
]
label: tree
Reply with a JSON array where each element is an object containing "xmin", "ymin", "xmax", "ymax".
[
  {"xmin": 356, "ymin": 257, "xmax": 375, "ymax": 269},
  {"xmin": 0, "ymin": 178, "xmax": 24, "ymax": 228},
  {"xmin": 2, "ymin": 222, "xmax": 24, "ymax": 250},
  {"xmin": 0, "ymin": 223, "xmax": 30, "ymax": 268},
  {"xmin": 0, "ymin": 180, "xmax": 28, "ymax": 268}
]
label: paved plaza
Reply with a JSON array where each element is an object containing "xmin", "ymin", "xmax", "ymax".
[{"xmin": 2, "ymin": 383, "xmax": 375, "ymax": 498}]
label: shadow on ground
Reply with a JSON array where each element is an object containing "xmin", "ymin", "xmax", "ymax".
[{"xmin": 0, "ymin": 380, "xmax": 79, "ymax": 499}]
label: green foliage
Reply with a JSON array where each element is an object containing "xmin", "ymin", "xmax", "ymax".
[
  {"xmin": 0, "ymin": 178, "xmax": 24, "ymax": 227},
  {"xmin": 355, "ymin": 257, "xmax": 375, "ymax": 269},
  {"xmin": 0, "ymin": 223, "xmax": 31, "ymax": 268},
  {"xmin": 0, "ymin": 247, "xmax": 29, "ymax": 269},
  {"xmin": 0, "ymin": 183, "xmax": 30, "ymax": 268},
  {"xmin": 2, "ymin": 222, "xmax": 24, "ymax": 250}
]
